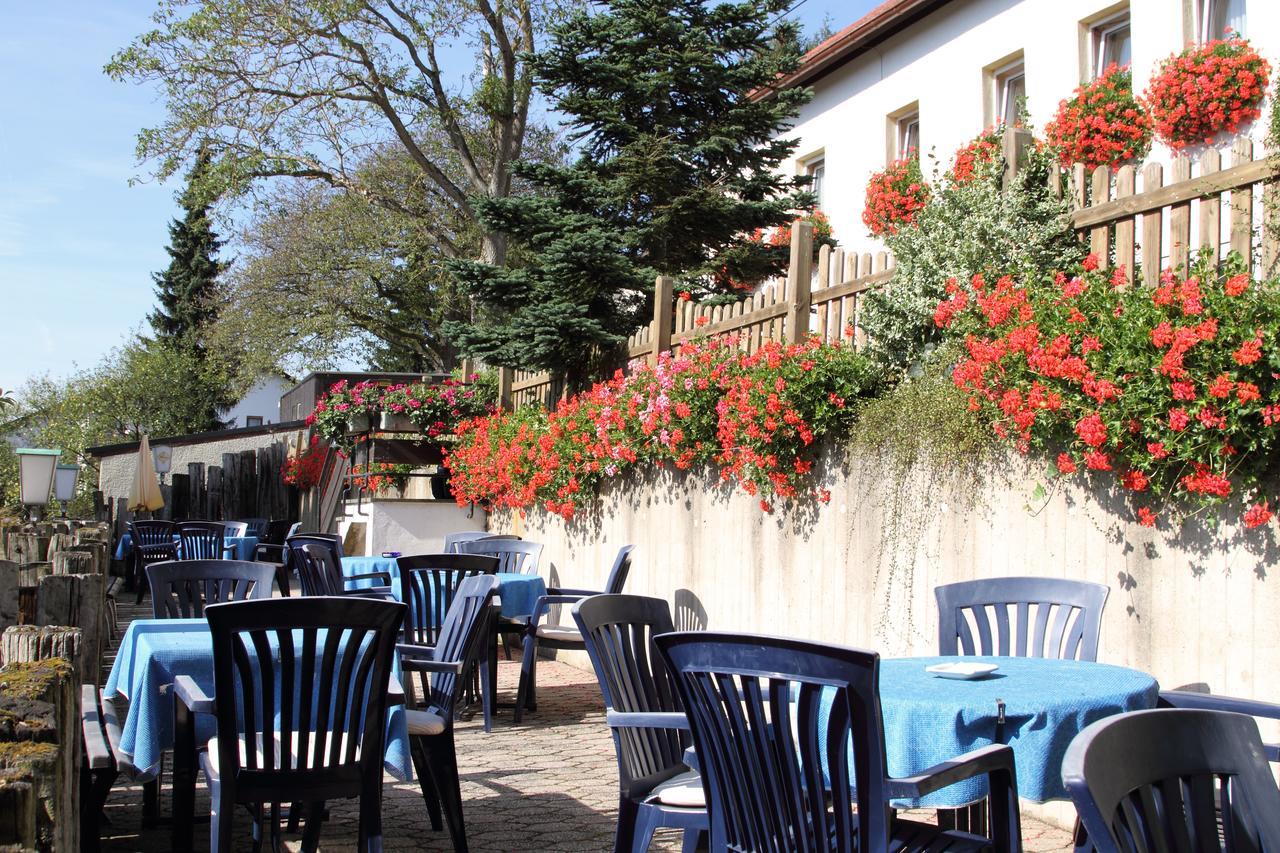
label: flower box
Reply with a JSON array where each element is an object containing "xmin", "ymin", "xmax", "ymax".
[
  {"xmin": 379, "ymin": 411, "xmax": 417, "ymax": 433},
  {"xmin": 346, "ymin": 413, "xmax": 374, "ymax": 434}
]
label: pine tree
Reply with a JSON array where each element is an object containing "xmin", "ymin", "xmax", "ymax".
[
  {"xmin": 448, "ymin": 0, "xmax": 814, "ymax": 380},
  {"xmin": 150, "ymin": 155, "xmax": 225, "ymax": 350}
]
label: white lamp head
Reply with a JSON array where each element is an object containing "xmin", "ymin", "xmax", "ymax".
[
  {"xmin": 54, "ymin": 464, "xmax": 80, "ymax": 504},
  {"xmin": 15, "ymin": 448, "xmax": 60, "ymax": 511}
]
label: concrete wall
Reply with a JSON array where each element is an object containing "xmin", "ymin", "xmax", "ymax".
[
  {"xmin": 95, "ymin": 428, "xmax": 298, "ymax": 504},
  {"xmin": 498, "ymin": 443, "xmax": 1278, "ymax": 704},
  {"xmin": 338, "ymin": 498, "xmax": 487, "ymax": 556},
  {"xmin": 787, "ymin": 0, "xmax": 1279, "ymax": 252}
]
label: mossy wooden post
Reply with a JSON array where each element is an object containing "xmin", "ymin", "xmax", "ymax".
[
  {"xmin": 785, "ymin": 221, "xmax": 814, "ymax": 345},
  {"xmin": 0, "ymin": 647, "xmax": 80, "ymax": 852},
  {"xmin": 497, "ymin": 367, "xmax": 515, "ymax": 412},
  {"xmin": 34, "ymin": 576, "xmax": 104, "ymax": 685},
  {"xmin": 0, "ymin": 563, "xmax": 18, "ymax": 635},
  {"xmin": 652, "ymin": 276, "xmax": 674, "ymax": 360}
]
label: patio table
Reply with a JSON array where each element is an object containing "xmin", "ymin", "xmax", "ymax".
[
  {"xmin": 104, "ymin": 617, "xmax": 412, "ymax": 850},
  {"xmin": 341, "ymin": 556, "xmax": 547, "ymax": 619},
  {"xmin": 114, "ymin": 532, "xmax": 260, "ymax": 562}
]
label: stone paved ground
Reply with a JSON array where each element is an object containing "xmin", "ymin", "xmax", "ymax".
[{"xmin": 99, "ymin": 605, "xmax": 1075, "ymax": 852}]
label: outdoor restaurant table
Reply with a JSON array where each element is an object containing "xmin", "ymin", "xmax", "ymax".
[
  {"xmin": 340, "ymin": 555, "xmax": 547, "ymax": 619},
  {"xmin": 870, "ymin": 656, "xmax": 1158, "ymax": 807},
  {"xmin": 104, "ymin": 617, "xmax": 412, "ymax": 849},
  {"xmin": 114, "ymin": 531, "xmax": 260, "ymax": 562}
]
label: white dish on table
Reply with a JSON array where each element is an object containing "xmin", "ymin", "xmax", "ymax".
[{"xmin": 925, "ymin": 661, "xmax": 999, "ymax": 680}]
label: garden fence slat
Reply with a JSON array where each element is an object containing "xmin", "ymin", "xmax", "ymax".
[
  {"xmin": 1230, "ymin": 139, "xmax": 1254, "ymax": 262},
  {"xmin": 1073, "ymin": 163, "xmax": 1087, "ymax": 210},
  {"xmin": 1141, "ymin": 162, "xmax": 1164, "ymax": 283},
  {"xmin": 1170, "ymin": 156, "xmax": 1192, "ymax": 274},
  {"xmin": 1090, "ymin": 166, "xmax": 1111, "ymax": 266},
  {"xmin": 1199, "ymin": 149, "xmax": 1221, "ymax": 268},
  {"xmin": 1114, "ymin": 166, "xmax": 1135, "ymax": 285},
  {"xmin": 1265, "ymin": 180, "xmax": 1279, "ymax": 278}
]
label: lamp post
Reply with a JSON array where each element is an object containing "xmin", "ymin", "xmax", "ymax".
[
  {"xmin": 152, "ymin": 444, "xmax": 172, "ymax": 484},
  {"xmin": 54, "ymin": 464, "xmax": 80, "ymax": 518},
  {"xmin": 15, "ymin": 448, "xmax": 59, "ymax": 523}
]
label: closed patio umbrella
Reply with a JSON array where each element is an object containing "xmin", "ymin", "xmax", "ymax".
[{"xmin": 128, "ymin": 434, "xmax": 165, "ymax": 514}]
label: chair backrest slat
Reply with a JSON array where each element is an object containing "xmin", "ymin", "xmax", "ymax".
[
  {"xmin": 288, "ymin": 535, "xmax": 345, "ymax": 596},
  {"xmin": 655, "ymin": 631, "xmax": 891, "ymax": 853},
  {"xmin": 603, "ymin": 545, "xmax": 636, "ymax": 595},
  {"xmin": 396, "ymin": 554, "xmax": 499, "ymax": 647},
  {"xmin": 206, "ymin": 597, "xmax": 404, "ymax": 798},
  {"xmin": 410, "ymin": 574, "xmax": 496, "ymax": 722},
  {"xmin": 936, "ymin": 577, "xmax": 1109, "ymax": 661},
  {"xmin": 442, "ymin": 532, "xmax": 519, "ymax": 553},
  {"xmin": 146, "ymin": 560, "xmax": 275, "ymax": 618},
  {"xmin": 573, "ymin": 595, "xmax": 688, "ymax": 801},
  {"xmin": 1063, "ymin": 709, "xmax": 1280, "ymax": 853},
  {"xmin": 131, "ymin": 519, "xmax": 176, "ymax": 548},
  {"xmin": 456, "ymin": 538, "xmax": 542, "ymax": 575}
]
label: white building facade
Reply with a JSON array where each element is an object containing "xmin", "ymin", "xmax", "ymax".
[
  {"xmin": 780, "ymin": 0, "xmax": 1274, "ymax": 255},
  {"xmin": 222, "ymin": 375, "xmax": 290, "ymax": 428}
]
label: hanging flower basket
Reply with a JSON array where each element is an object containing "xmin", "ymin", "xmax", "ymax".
[
  {"xmin": 1144, "ymin": 36, "xmax": 1271, "ymax": 152},
  {"xmin": 379, "ymin": 411, "xmax": 417, "ymax": 432},
  {"xmin": 1045, "ymin": 64, "xmax": 1152, "ymax": 170},
  {"xmin": 346, "ymin": 413, "xmax": 375, "ymax": 434},
  {"xmin": 949, "ymin": 126, "xmax": 1004, "ymax": 184},
  {"xmin": 862, "ymin": 156, "xmax": 929, "ymax": 237}
]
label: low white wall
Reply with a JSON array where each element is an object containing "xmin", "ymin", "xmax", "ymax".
[
  {"xmin": 339, "ymin": 498, "xmax": 487, "ymax": 556},
  {"xmin": 499, "ymin": 444, "xmax": 1277, "ymax": 704}
]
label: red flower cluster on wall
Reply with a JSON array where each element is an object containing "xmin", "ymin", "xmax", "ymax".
[
  {"xmin": 949, "ymin": 126, "xmax": 1004, "ymax": 184},
  {"xmin": 1145, "ymin": 36, "xmax": 1270, "ymax": 151},
  {"xmin": 445, "ymin": 336, "xmax": 878, "ymax": 520},
  {"xmin": 281, "ymin": 435, "xmax": 326, "ymax": 490},
  {"xmin": 935, "ymin": 252, "xmax": 1280, "ymax": 529},
  {"xmin": 862, "ymin": 156, "xmax": 929, "ymax": 237},
  {"xmin": 1045, "ymin": 64, "xmax": 1152, "ymax": 170}
]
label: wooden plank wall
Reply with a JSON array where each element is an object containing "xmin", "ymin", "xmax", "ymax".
[{"xmin": 500, "ymin": 135, "xmax": 1278, "ymax": 409}]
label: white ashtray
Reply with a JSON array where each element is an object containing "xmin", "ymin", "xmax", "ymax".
[{"xmin": 925, "ymin": 662, "xmax": 999, "ymax": 680}]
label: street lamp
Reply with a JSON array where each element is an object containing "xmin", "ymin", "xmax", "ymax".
[
  {"xmin": 152, "ymin": 444, "xmax": 172, "ymax": 484},
  {"xmin": 15, "ymin": 448, "xmax": 59, "ymax": 522},
  {"xmin": 54, "ymin": 464, "xmax": 80, "ymax": 518}
]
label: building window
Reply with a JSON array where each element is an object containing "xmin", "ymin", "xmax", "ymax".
[
  {"xmin": 1091, "ymin": 11, "xmax": 1132, "ymax": 76},
  {"xmin": 993, "ymin": 60, "xmax": 1026, "ymax": 124},
  {"xmin": 801, "ymin": 154, "xmax": 826, "ymax": 208},
  {"xmin": 1199, "ymin": 0, "xmax": 1245, "ymax": 40},
  {"xmin": 896, "ymin": 113, "xmax": 920, "ymax": 158},
  {"xmin": 245, "ymin": 416, "xmax": 264, "ymax": 428}
]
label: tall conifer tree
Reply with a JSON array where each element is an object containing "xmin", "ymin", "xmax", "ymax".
[{"xmin": 448, "ymin": 0, "xmax": 814, "ymax": 380}]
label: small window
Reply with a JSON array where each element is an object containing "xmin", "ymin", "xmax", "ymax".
[
  {"xmin": 294, "ymin": 403, "xmax": 303, "ymax": 420},
  {"xmin": 1092, "ymin": 12, "xmax": 1132, "ymax": 76},
  {"xmin": 804, "ymin": 157, "xmax": 826, "ymax": 208},
  {"xmin": 1199, "ymin": 0, "xmax": 1245, "ymax": 40},
  {"xmin": 896, "ymin": 113, "xmax": 920, "ymax": 159},
  {"xmin": 245, "ymin": 416, "xmax": 264, "ymax": 427},
  {"xmin": 993, "ymin": 61, "xmax": 1026, "ymax": 124}
]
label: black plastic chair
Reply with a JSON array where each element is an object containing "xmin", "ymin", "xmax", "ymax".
[
  {"xmin": 656, "ymin": 631, "xmax": 1022, "ymax": 853},
  {"xmin": 935, "ymin": 576, "xmax": 1110, "ymax": 661},
  {"xmin": 297, "ymin": 544, "xmax": 393, "ymax": 598},
  {"xmin": 515, "ymin": 545, "xmax": 635, "ymax": 723},
  {"xmin": 1158, "ymin": 690, "xmax": 1280, "ymax": 763},
  {"xmin": 146, "ymin": 560, "xmax": 276, "ymax": 619},
  {"xmin": 287, "ymin": 533, "xmax": 391, "ymax": 595},
  {"xmin": 399, "ymin": 573, "xmax": 498, "ymax": 853},
  {"xmin": 175, "ymin": 596, "xmax": 406, "ymax": 853},
  {"xmin": 573, "ymin": 594, "xmax": 708, "ymax": 853},
  {"xmin": 221, "ymin": 521, "xmax": 249, "ymax": 538},
  {"xmin": 239, "ymin": 518, "xmax": 269, "ymax": 539},
  {"xmin": 443, "ymin": 532, "xmax": 520, "ymax": 553},
  {"xmin": 129, "ymin": 519, "xmax": 177, "ymax": 604},
  {"xmin": 455, "ymin": 538, "xmax": 542, "ymax": 574},
  {"xmin": 397, "ymin": 554, "xmax": 500, "ymax": 648},
  {"xmin": 177, "ymin": 521, "xmax": 231, "ymax": 561},
  {"xmin": 1063, "ymin": 708, "xmax": 1280, "ymax": 853}
]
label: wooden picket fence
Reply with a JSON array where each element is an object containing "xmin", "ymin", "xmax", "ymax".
[{"xmin": 500, "ymin": 131, "xmax": 1278, "ymax": 409}]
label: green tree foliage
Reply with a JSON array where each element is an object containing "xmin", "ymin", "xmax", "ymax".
[
  {"xmin": 150, "ymin": 156, "xmax": 225, "ymax": 349},
  {"xmin": 108, "ymin": 0, "xmax": 563, "ymax": 266},
  {"xmin": 861, "ymin": 133, "xmax": 1083, "ymax": 375},
  {"xmin": 448, "ymin": 0, "xmax": 814, "ymax": 378}
]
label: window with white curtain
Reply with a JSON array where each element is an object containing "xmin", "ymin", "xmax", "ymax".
[{"xmin": 1200, "ymin": 0, "xmax": 1246, "ymax": 40}]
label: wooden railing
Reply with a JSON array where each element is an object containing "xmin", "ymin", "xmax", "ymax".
[{"xmin": 498, "ymin": 133, "xmax": 1277, "ymax": 409}]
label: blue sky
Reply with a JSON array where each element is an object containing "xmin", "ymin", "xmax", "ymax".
[{"xmin": 0, "ymin": 0, "xmax": 871, "ymax": 394}]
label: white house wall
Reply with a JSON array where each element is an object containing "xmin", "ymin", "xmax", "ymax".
[{"xmin": 785, "ymin": 0, "xmax": 1279, "ymax": 254}]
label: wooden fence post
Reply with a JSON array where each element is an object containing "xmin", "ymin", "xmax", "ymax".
[
  {"xmin": 786, "ymin": 221, "xmax": 814, "ymax": 345},
  {"xmin": 652, "ymin": 276, "xmax": 674, "ymax": 360},
  {"xmin": 1002, "ymin": 126, "xmax": 1034, "ymax": 189},
  {"xmin": 497, "ymin": 368, "xmax": 514, "ymax": 412}
]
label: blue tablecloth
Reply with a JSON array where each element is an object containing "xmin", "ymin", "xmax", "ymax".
[
  {"xmin": 341, "ymin": 556, "xmax": 546, "ymax": 619},
  {"xmin": 863, "ymin": 656, "xmax": 1158, "ymax": 806},
  {"xmin": 103, "ymin": 618, "xmax": 411, "ymax": 782},
  {"xmin": 114, "ymin": 533, "xmax": 260, "ymax": 562}
]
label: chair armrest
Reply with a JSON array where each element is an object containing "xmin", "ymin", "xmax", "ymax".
[
  {"xmin": 81, "ymin": 686, "xmax": 114, "ymax": 771},
  {"xmin": 173, "ymin": 675, "xmax": 214, "ymax": 715},
  {"xmin": 342, "ymin": 586, "xmax": 395, "ymax": 601},
  {"xmin": 254, "ymin": 543, "xmax": 287, "ymax": 563},
  {"xmin": 545, "ymin": 587, "xmax": 604, "ymax": 597},
  {"xmin": 884, "ymin": 743, "xmax": 1016, "ymax": 799},
  {"xmin": 1158, "ymin": 690, "xmax": 1280, "ymax": 718},
  {"xmin": 396, "ymin": 641, "xmax": 437, "ymax": 660},
  {"xmin": 388, "ymin": 675, "xmax": 405, "ymax": 706},
  {"xmin": 528, "ymin": 594, "xmax": 594, "ymax": 629},
  {"xmin": 606, "ymin": 709, "xmax": 691, "ymax": 731},
  {"xmin": 345, "ymin": 571, "xmax": 393, "ymax": 586},
  {"xmin": 400, "ymin": 658, "xmax": 465, "ymax": 675}
]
